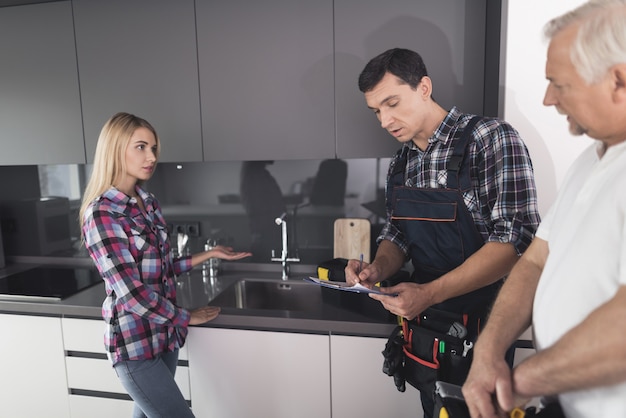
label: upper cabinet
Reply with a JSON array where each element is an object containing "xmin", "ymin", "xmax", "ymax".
[
  {"xmin": 0, "ymin": 0, "xmax": 498, "ymax": 166},
  {"xmin": 73, "ymin": 0, "xmax": 202, "ymax": 163},
  {"xmin": 0, "ymin": 1, "xmax": 84, "ymax": 165},
  {"xmin": 334, "ymin": 0, "xmax": 489, "ymax": 159},
  {"xmin": 195, "ymin": 0, "xmax": 335, "ymax": 161}
]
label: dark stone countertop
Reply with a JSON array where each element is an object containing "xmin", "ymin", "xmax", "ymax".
[{"xmin": 0, "ymin": 258, "xmax": 398, "ymax": 338}]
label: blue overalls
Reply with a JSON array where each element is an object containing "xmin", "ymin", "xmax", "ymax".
[
  {"xmin": 387, "ymin": 116, "xmax": 500, "ymax": 315},
  {"xmin": 385, "ymin": 116, "xmax": 503, "ymax": 417}
]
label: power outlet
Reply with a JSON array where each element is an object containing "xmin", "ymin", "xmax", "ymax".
[
  {"xmin": 169, "ymin": 222, "xmax": 201, "ymax": 237},
  {"xmin": 185, "ymin": 222, "xmax": 201, "ymax": 237},
  {"xmin": 174, "ymin": 224, "xmax": 187, "ymax": 235}
]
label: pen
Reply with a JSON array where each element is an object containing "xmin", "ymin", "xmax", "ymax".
[{"xmin": 359, "ymin": 253, "xmax": 363, "ymax": 274}]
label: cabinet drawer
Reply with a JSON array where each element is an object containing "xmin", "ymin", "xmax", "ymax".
[
  {"xmin": 66, "ymin": 357, "xmax": 121, "ymax": 394},
  {"xmin": 69, "ymin": 395, "xmax": 134, "ymax": 418},
  {"xmin": 61, "ymin": 317, "xmax": 189, "ymax": 360},
  {"xmin": 62, "ymin": 318, "xmax": 105, "ymax": 353},
  {"xmin": 66, "ymin": 356, "xmax": 191, "ymax": 400}
]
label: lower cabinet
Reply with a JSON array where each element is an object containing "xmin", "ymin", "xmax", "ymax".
[
  {"xmin": 66, "ymin": 396, "xmax": 133, "ymax": 418},
  {"xmin": 187, "ymin": 327, "xmax": 331, "ymax": 418},
  {"xmin": 330, "ymin": 335, "xmax": 423, "ymax": 418},
  {"xmin": 0, "ymin": 313, "xmax": 427, "ymax": 418},
  {"xmin": 0, "ymin": 314, "xmax": 69, "ymax": 418},
  {"xmin": 61, "ymin": 318, "xmax": 190, "ymax": 417}
]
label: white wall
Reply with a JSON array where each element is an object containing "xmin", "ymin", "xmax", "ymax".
[{"xmin": 503, "ymin": 0, "xmax": 591, "ymax": 216}]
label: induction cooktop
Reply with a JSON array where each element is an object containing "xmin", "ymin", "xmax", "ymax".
[{"xmin": 0, "ymin": 266, "xmax": 101, "ymax": 302}]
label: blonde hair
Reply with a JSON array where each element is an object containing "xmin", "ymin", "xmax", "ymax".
[
  {"xmin": 544, "ymin": 0, "xmax": 626, "ymax": 83},
  {"xmin": 79, "ymin": 112, "xmax": 160, "ymax": 235}
]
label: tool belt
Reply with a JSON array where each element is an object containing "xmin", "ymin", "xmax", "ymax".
[{"xmin": 382, "ymin": 308, "xmax": 483, "ymax": 395}]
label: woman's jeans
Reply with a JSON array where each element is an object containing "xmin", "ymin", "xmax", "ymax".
[{"xmin": 113, "ymin": 350, "xmax": 195, "ymax": 418}]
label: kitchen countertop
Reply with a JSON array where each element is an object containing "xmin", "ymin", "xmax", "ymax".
[{"xmin": 0, "ymin": 258, "xmax": 398, "ymax": 338}]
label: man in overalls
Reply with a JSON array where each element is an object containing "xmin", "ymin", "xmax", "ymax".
[{"xmin": 345, "ymin": 48, "xmax": 541, "ymax": 417}]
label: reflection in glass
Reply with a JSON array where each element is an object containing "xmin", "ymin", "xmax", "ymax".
[
  {"xmin": 32, "ymin": 158, "xmax": 391, "ymax": 265},
  {"xmin": 240, "ymin": 161, "xmax": 286, "ymax": 262}
]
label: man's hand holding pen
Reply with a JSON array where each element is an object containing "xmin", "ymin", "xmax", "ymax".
[
  {"xmin": 345, "ymin": 255, "xmax": 434, "ymax": 320},
  {"xmin": 345, "ymin": 256, "xmax": 378, "ymax": 288}
]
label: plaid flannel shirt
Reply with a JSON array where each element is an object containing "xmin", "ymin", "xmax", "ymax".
[{"xmin": 83, "ymin": 186, "xmax": 192, "ymax": 365}]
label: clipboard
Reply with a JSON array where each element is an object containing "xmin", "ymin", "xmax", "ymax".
[{"xmin": 303, "ymin": 277, "xmax": 397, "ymax": 296}]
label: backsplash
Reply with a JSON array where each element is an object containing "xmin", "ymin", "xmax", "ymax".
[{"xmin": 32, "ymin": 157, "xmax": 392, "ymax": 265}]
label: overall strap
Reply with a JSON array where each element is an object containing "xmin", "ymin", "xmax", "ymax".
[
  {"xmin": 386, "ymin": 147, "xmax": 409, "ymax": 211},
  {"xmin": 446, "ymin": 116, "xmax": 482, "ymax": 190},
  {"xmin": 390, "ymin": 146, "xmax": 409, "ymax": 187}
]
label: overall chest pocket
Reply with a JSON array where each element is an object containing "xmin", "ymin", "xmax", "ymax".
[
  {"xmin": 391, "ymin": 198, "xmax": 458, "ymax": 222},
  {"xmin": 390, "ymin": 191, "xmax": 467, "ymax": 273}
]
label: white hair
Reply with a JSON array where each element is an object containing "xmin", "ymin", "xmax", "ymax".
[{"xmin": 544, "ymin": 0, "xmax": 626, "ymax": 83}]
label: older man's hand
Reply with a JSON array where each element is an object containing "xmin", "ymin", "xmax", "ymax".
[{"xmin": 462, "ymin": 349, "xmax": 515, "ymax": 418}]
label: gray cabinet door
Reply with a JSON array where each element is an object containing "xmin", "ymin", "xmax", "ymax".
[
  {"xmin": 0, "ymin": 1, "xmax": 84, "ymax": 165},
  {"xmin": 196, "ymin": 0, "xmax": 335, "ymax": 161},
  {"xmin": 334, "ymin": 0, "xmax": 488, "ymax": 159},
  {"xmin": 73, "ymin": 0, "xmax": 202, "ymax": 163}
]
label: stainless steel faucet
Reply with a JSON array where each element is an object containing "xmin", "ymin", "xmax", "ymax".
[
  {"xmin": 271, "ymin": 212, "xmax": 300, "ymax": 280},
  {"xmin": 203, "ymin": 238, "xmax": 220, "ymax": 281}
]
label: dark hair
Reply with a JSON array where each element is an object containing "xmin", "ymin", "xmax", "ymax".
[{"xmin": 358, "ymin": 48, "xmax": 428, "ymax": 93}]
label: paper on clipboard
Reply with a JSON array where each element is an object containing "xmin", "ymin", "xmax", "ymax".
[{"xmin": 303, "ymin": 277, "xmax": 397, "ymax": 296}]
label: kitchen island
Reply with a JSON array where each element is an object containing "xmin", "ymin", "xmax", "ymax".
[{"xmin": 0, "ymin": 259, "xmax": 421, "ymax": 418}]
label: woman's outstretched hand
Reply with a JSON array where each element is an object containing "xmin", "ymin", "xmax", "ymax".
[
  {"xmin": 208, "ymin": 245, "xmax": 252, "ymax": 261},
  {"xmin": 191, "ymin": 245, "xmax": 252, "ymax": 267}
]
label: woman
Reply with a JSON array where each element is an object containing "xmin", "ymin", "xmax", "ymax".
[{"xmin": 80, "ymin": 112, "xmax": 251, "ymax": 418}]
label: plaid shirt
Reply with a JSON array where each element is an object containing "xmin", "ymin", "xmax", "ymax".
[
  {"xmin": 83, "ymin": 186, "xmax": 192, "ymax": 365},
  {"xmin": 379, "ymin": 107, "xmax": 541, "ymax": 256}
]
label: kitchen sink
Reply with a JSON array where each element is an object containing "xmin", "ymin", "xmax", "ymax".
[{"xmin": 209, "ymin": 278, "xmax": 322, "ymax": 311}]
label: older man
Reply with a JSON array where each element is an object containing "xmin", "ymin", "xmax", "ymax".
[{"xmin": 462, "ymin": 1, "xmax": 626, "ymax": 417}]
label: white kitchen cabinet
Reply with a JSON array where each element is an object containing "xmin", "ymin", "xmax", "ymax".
[
  {"xmin": 67, "ymin": 396, "xmax": 134, "ymax": 418},
  {"xmin": 330, "ymin": 335, "xmax": 422, "ymax": 418},
  {"xmin": 0, "ymin": 1, "xmax": 85, "ymax": 165},
  {"xmin": 0, "ymin": 314, "xmax": 69, "ymax": 418},
  {"xmin": 73, "ymin": 0, "xmax": 203, "ymax": 163},
  {"xmin": 514, "ymin": 327, "xmax": 536, "ymax": 367},
  {"xmin": 61, "ymin": 318, "xmax": 191, "ymax": 417},
  {"xmin": 187, "ymin": 327, "xmax": 331, "ymax": 418}
]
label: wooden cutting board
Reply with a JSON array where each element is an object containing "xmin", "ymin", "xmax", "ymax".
[{"xmin": 333, "ymin": 218, "xmax": 371, "ymax": 262}]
